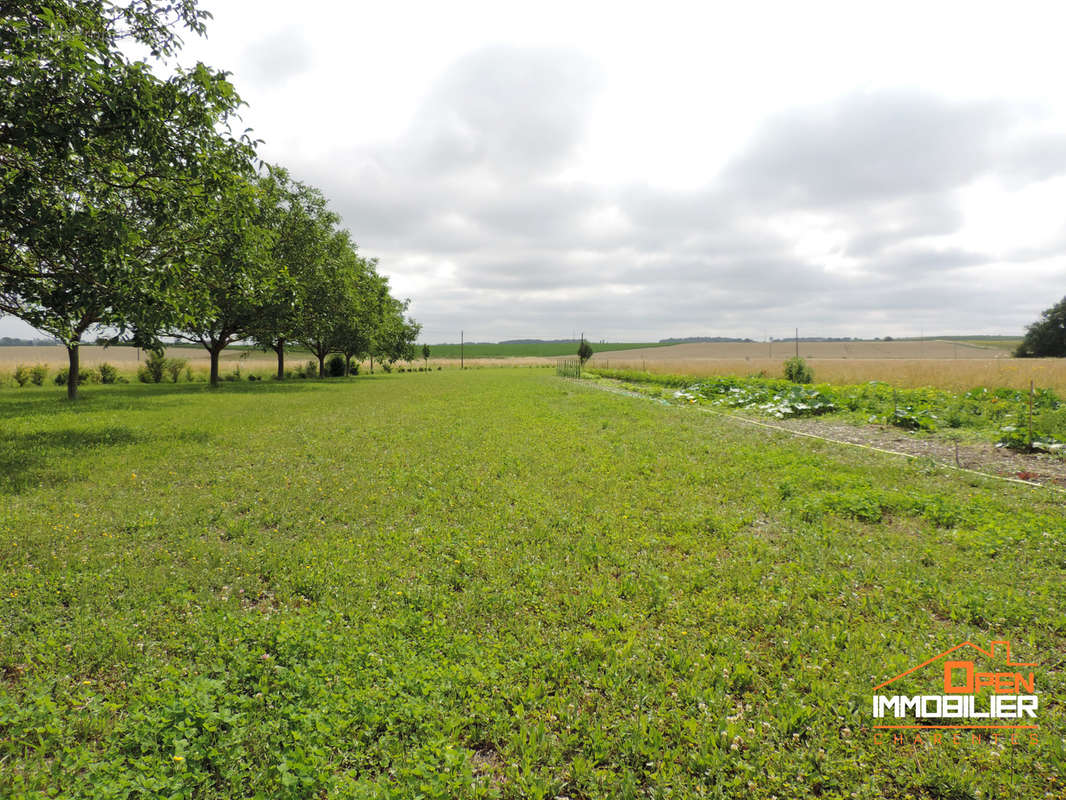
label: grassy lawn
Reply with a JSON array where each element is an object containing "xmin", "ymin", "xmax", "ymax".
[{"xmin": 1, "ymin": 369, "xmax": 1063, "ymax": 798}]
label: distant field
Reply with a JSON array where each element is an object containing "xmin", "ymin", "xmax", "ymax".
[
  {"xmin": 584, "ymin": 356, "xmax": 1066, "ymax": 393},
  {"xmin": 0, "ymin": 344, "xmax": 279, "ymax": 373},
  {"xmin": 1, "ymin": 369, "xmax": 1062, "ymax": 797},
  {"xmin": 577, "ymin": 339, "xmax": 1066, "ymax": 393},
  {"xmin": 424, "ymin": 341, "xmax": 671, "ymax": 358},
  {"xmin": 597, "ymin": 339, "xmax": 1010, "ymax": 360}
]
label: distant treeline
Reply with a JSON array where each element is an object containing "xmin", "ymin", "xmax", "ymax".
[
  {"xmin": 659, "ymin": 337, "xmax": 755, "ymax": 343},
  {"xmin": 0, "ymin": 337, "xmax": 60, "ymax": 347}
]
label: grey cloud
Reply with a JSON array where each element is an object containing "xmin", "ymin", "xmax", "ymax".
[
  {"xmin": 407, "ymin": 47, "xmax": 603, "ymax": 177},
  {"xmin": 287, "ymin": 73, "xmax": 1065, "ymax": 340},
  {"xmin": 241, "ymin": 29, "xmax": 313, "ymax": 88},
  {"xmin": 720, "ymin": 91, "xmax": 1020, "ymax": 209}
]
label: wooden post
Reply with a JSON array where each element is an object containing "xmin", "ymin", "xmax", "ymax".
[{"xmin": 1029, "ymin": 379, "xmax": 1034, "ymax": 450}]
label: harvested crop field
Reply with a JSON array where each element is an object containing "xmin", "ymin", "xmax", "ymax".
[
  {"xmin": 584, "ymin": 341, "xmax": 1066, "ymax": 394},
  {"xmin": 0, "ymin": 345, "xmax": 279, "ymax": 372}
]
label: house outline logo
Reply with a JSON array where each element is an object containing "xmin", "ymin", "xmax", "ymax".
[{"xmin": 870, "ymin": 640, "xmax": 1039, "ymax": 731}]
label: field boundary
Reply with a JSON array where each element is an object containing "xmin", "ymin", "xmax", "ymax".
[{"xmin": 574, "ymin": 379, "xmax": 1066, "ymax": 495}]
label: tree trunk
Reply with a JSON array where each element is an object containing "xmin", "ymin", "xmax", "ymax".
[
  {"xmin": 66, "ymin": 343, "xmax": 79, "ymax": 401},
  {"xmin": 209, "ymin": 347, "xmax": 221, "ymax": 387},
  {"xmin": 317, "ymin": 353, "xmax": 325, "ymax": 378},
  {"xmin": 344, "ymin": 354, "xmax": 352, "ymax": 376},
  {"xmin": 275, "ymin": 339, "xmax": 285, "ymax": 380}
]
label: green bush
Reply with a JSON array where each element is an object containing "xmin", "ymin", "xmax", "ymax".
[
  {"xmin": 784, "ymin": 356, "xmax": 813, "ymax": 384},
  {"xmin": 138, "ymin": 350, "xmax": 166, "ymax": 383},
  {"xmin": 98, "ymin": 362, "xmax": 118, "ymax": 384},
  {"xmin": 13, "ymin": 365, "xmax": 30, "ymax": 387},
  {"xmin": 29, "ymin": 364, "xmax": 47, "ymax": 386},
  {"xmin": 165, "ymin": 357, "xmax": 187, "ymax": 383},
  {"xmin": 326, "ymin": 354, "xmax": 346, "ymax": 377},
  {"xmin": 54, "ymin": 367, "xmax": 98, "ymax": 386}
]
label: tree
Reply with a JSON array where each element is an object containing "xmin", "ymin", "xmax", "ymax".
[
  {"xmin": 248, "ymin": 168, "xmax": 337, "ymax": 379},
  {"xmin": 0, "ymin": 1, "xmax": 252, "ymax": 398},
  {"xmin": 328, "ymin": 257, "xmax": 381, "ymax": 376},
  {"xmin": 1016, "ymin": 296, "xmax": 1066, "ymax": 357},
  {"xmin": 294, "ymin": 229, "xmax": 360, "ymax": 377},
  {"xmin": 577, "ymin": 337, "xmax": 593, "ymax": 364},
  {"xmin": 167, "ymin": 169, "xmax": 278, "ymax": 386},
  {"xmin": 371, "ymin": 294, "xmax": 421, "ymax": 368},
  {"xmin": 422, "ymin": 343, "xmax": 430, "ymax": 368}
]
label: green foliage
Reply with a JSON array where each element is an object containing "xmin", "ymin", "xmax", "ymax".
[
  {"xmin": 0, "ymin": 370, "xmax": 1062, "ymax": 797},
  {"xmin": 97, "ymin": 363, "xmax": 118, "ymax": 384},
  {"xmin": 29, "ymin": 365, "xmax": 47, "ymax": 386},
  {"xmin": 13, "ymin": 365, "xmax": 30, "ymax": 387},
  {"xmin": 0, "ymin": 0, "xmax": 254, "ymax": 400},
  {"xmin": 326, "ymin": 354, "xmax": 346, "ymax": 377},
  {"xmin": 54, "ymin": 367, "xmax": 98, "ymax": 386},
  {"xmin": 1016, "ymin": 295, "xmax": 1066, "ymax": 357},
  {"xmin": 577, "ymin": 338, "xmax": 594, "ymax": 364},
  {"xmin": 593, "ymin": 369, "xmax": 1066, "ymax": 447},
  {"xmin": 783, "ymin": 356, "xmax": 813, "ymax": 383},
  {"xmin": 889, "ymin": 406, "xmax": 938, "ymax": 431},
  {"xmin": 164, "ymin": 358, "xmax": 187, "ymax": 383},
  {"xmin": 139, "ymin": 351, "xmax": 167, "ymax": 383}
]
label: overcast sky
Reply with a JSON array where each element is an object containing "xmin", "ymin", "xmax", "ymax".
[{"xmin": 6, "ymin": 0, "xmax": 1066, "ymax": 342}]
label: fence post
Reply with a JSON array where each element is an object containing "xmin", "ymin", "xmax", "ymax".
[{"xmin": 1028, "ymin": 379, "xmax": 1034, "ymax": 450}]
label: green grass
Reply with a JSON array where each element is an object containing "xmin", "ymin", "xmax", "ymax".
[
  {"xmin": 1, "ymin": 370, "xmax": 1063, "ymax": 798},
  {"xmin": 420, "ymin": 342, "xmax": 668, "ymax": 358}
]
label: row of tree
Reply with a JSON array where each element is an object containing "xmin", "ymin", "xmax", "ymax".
[{"xmin": 0, "ymin": 1, "xmax": 419, "ymax": 399}]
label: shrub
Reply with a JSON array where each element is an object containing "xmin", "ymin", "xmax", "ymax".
[
  {"xmin": 98, "ymin": 363, "xmax": 118, "ymax": 384},
  {"xmin": 54, "ymin": 369, "xmax": 98, "ymax": 386},
  {"xmin": 139, "ymin": 350, "xmax": 166, "ymax": 383},
  {"xmin": 784, "ymin": 356, "xmax": 813, "ymax": 384},
  {"xmin": 29, "ymin": 364, "xmax": 47, "ymax": 386},
  {"xmin": 165, "ymin": 358, "xmax": 187, "ymax": 383},
  {"xmin": 326, "ymin": 354, "xmax": 346, "ymax": 377},
  {"xmin": 350, "ymin": 363, "xmax": 359, "ymax": 376},
  {"xmin": 13, "ymin": 365, "xmax": 30, "ymax": 387},
  {"xmin": 381, "ymin": 362, "xmax": 392, "ymax": 373}
]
